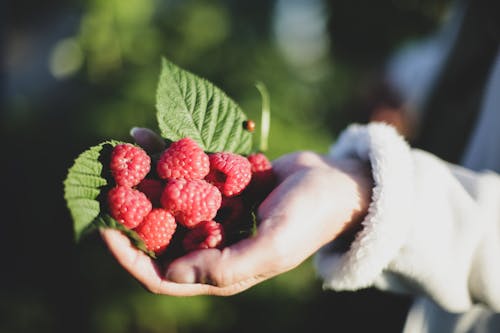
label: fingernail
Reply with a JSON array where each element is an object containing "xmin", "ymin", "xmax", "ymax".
[
  {"xmin": 129, "ymin": 127, "xmax": 166, "ymax": 153},
  {"xmin": 129, "ymin": 127, "xmax": 143, "ymax": 140},
  {"xmin": 166, "ymin": 267, "xmax": 196, "ymax": 284},
  {"xmin": 130, "ymin": 127, "xmax": 139, "ymax": 136}
]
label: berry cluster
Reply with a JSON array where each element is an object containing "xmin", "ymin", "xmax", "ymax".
[{"xmin": 106, "ymin": 139, "xmax": 275, "ymax": 257}]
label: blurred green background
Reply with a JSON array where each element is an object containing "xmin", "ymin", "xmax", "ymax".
[{"xmin": 2, "ymin": 0, "xmax": 451, "ymax": 332}]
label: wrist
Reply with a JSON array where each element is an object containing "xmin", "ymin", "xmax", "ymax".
[{"xmin": 328, "ymin": 157, "xmax": 373, "ymax": 236}]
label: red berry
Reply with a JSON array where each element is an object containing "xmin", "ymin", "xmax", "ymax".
[
  {"xmin": 135, "ymin": 209, "xmax": 177, "ymax": 254},
  {"xmin": 161, "ymin": 179, "xmax": 222, "ymax": 228},
  {"xmin": 156, "ymin": 138, "xmax": 210, "ymax": 181},
  {"xmin": 246, "ymin": 153, "xmax": 276, "ymax": 199},
  {"xmin": 110, "ymin": 143, "xmax": 151, "ymax": 187},
  {"xmin": 248, "ymin": 153, "xmax": 272, "ymax": 173},
  {"xmin": 183, "ymin": 220, "xmax": 224, "ymax": 252},
  {"xmin": 107, "ymin": 186, "xmax": 152, "ymax": 229},
  {"xmin": 206, "ymin": 152, "xmax": 252, "ymax": 197},
  {"xmin": 136, "ymin": 179, "xmax": 164, "ymax": 207}
]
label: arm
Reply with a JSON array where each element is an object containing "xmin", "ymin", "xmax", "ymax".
[
  {"xmin": 316, "ymin": 123, "xmax": 500, "ymax": 312},
  {"xmin": 102, "ymin": 123, "xmax": 500, "ymax": 309}
]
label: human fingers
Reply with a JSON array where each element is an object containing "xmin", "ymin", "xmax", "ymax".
[
  {"xmin": 163, "ymin": 212, "xmax": 298, "ymax": 293},
  {"xmin": 101, "ymin": 227, "xmax": 286, "ymax": 296},
  {"xmin": 100, "ymin": 228, "xmax": 220, "ymax": 296},
  {"xmin": 271, "ymin": 151, "xmax": 332, "ymax": 181},
  {"xmin": 130, "ymin": 127, "xmax": 166, "ymax": 153}
]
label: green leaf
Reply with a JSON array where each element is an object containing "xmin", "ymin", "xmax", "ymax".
[
  {"xmin": 156, "ymin": 58, "xmax": 252, "ymax": 154},
  {"xmin": 94, "ymin": 215, "xmax": 156, "ymax": 258},
  {"xmin": 64, "ymin": 140, "xmax": 123, "ymax": 242},
  {"xmin": 64, "ymin": 140, "xmax": 157, "ymax": 258}
]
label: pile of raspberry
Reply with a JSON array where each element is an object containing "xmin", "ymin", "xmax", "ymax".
[{"xmin": 106, "ymin": 138, "xmax": 275, "ymax": 257}]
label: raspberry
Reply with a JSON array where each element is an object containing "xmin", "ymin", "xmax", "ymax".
[
  {"xmin": 161, "ymin": 179, "xmax": 222, "ymax": 228},
  {"xmin": 248, "ymin": 153, "xmax": 272, "ymax": 174},
  {"xmin": 136, "ymin": 179, "xmax": 164, "ymax": 207},
  {"xmin": 107, "ymin": 186, "xmax": 152, "ymax": 229},
  {"xmin": 206, "ymin": 152, "xmax": 252, "ymax": 197},
  {"xmin": 135, "ymin": 209, "xmax": 177, "ymax": 254},
  {"xmin": 156, "ymin": 138, "xmax": 210, "ymax": 180},
  {"xmin": 215, "ymin": 196, "xmax": 245, "ymax": 227},
  {"xmin": 110, "ymin": 143, "xmax": 151, "ymax": 187},
  {"xmin": 183, "ymin": 220, "xmax": 224, "ymax": 252},
  {"xmin": 246, "ymin": 153, "xmax": 276, "ymax": 199}
]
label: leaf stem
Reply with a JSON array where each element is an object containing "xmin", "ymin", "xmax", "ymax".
[{"xmin": 255, "ymin": 81, "xmax": 270, "ymax": 152}]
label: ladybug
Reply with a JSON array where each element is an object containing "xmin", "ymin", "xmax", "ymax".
[{"xmin": 243, "ymin": 120, "xmax": 256, "ymax": 132}]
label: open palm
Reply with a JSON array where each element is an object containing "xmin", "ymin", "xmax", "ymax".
[{"xmin": 101, "ymin": 129, "xmax": 372, "ymax": 296}]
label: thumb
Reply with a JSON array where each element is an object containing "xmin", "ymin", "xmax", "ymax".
[
  {"xmin": 130, "ymin": 127, "xmax": 166, "ymax": 153},
  {"xmin": 164, "ymin": 219, "xmax": 293, "ymax": 294}
]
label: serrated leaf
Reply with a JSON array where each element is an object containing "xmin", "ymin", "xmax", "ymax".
[
  {"xmin": 156, "ymin": 58, "xmax": 252, "ymax": 154},
  {"xmin": 64, "ymin": 140, "xmax": 123, "ymax": 242},
  {"xmin": 94, "ymin": 215, "xmax": 156, "ymax": 258}
]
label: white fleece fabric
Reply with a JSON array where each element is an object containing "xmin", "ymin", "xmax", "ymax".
[{"xmin": 314, "ymin": 123, "xmax": 500, "ymax": 313}]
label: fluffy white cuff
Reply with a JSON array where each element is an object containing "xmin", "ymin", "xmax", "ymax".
[{"xmin": 315, "ymin": 123, "xmax": 414, "ymax": 290}]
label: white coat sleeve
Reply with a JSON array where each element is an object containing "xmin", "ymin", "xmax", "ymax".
[{"xmin": 314, "ymin": 122, "xmax": 500, "ymax": 313}]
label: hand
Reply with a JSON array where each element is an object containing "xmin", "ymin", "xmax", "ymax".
[{"xmin": 101, "ymin": 130, "xmax": 372, "ymax": 296}]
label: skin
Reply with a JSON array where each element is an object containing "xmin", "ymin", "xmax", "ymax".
[{"xmin": 100, "ymin": 128, "xmax": 373, "ymax": 296}]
